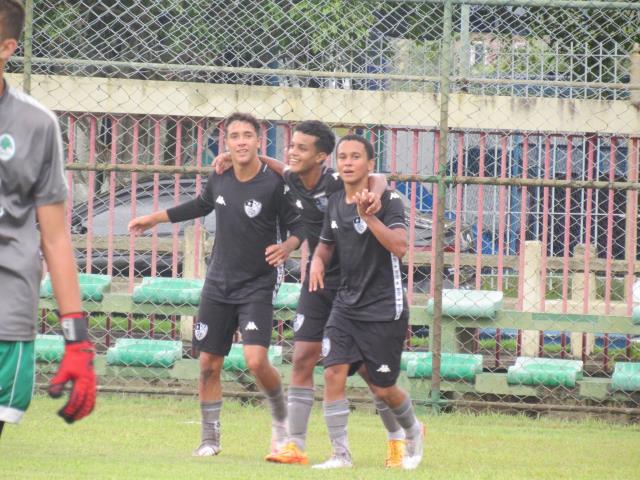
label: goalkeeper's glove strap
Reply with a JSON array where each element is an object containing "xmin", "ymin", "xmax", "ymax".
[{"xmin": 60, "ymin": 312, "xmax": 89, "ymax": 343}]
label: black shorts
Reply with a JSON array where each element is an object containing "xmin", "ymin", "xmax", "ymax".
[
  {"xmin": 293, "ymin": 283, "xmax": 337, "ymax": 342},
  {"xmin": 322, "ymin": 309, "xmax": 409, "ymax": 388},
  {"xmin": 194, "ymin": 297, "xmax": 273, "ymax": 355}
]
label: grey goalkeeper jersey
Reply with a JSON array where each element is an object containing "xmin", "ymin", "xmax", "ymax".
[{"xmin": 0, "ymin": 80, "xmax": 68, "ymax": 341}]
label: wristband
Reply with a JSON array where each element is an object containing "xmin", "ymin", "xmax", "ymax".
[{"xmin": 60, "ymin": 312, "xmax": 89, "ymax": 343}]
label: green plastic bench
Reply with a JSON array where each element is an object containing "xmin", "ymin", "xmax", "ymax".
[
  {"xmin": 400, "ymin": 351, "xmax": 430, "ymax": 371},
  {"xmin": 106, "ymin": 338, "xmax": 182, "ymax": 368},
  {"xmin": 611, "ymin": 362, "xmax": 640, "ymax": 391},
  {"xmin": 223, "ymin": 343, "xmax": 283, "ymax": 372},
  {"xmin": 405, "ymin": 352, "xmax": 483, "ymax": 381},
  {"xmin": 35, "ymin": 334, "xmax": 65, "ymax": 363},
  {"xmin": 426, "ymin": 289, "xmax": 503, "ymax": 318},
  {"xmin": 274, "ymin": 282, "xmax": 302, "ymax": 310},
  {"xmin": 132, "ymin": 278, "xmax": 204, "ymax": 305},
  {"xmin": 40, "ymin": 273, "xmax": 112, "ymax": 302},
  {"xmin": 507, "ymin": 357, "xmax": 583, "ymax": 388}
]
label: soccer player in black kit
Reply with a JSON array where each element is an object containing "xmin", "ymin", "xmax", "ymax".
[
  {"xmin": 128, "ymin": 113, "xmax": 304, "ymax": 458},
  {"xmin": 309, "ymin": 135, "xmax": 425, "ymax": 470},
  {"xmin": 215, "ymin": 121, "xmax": 406, "ymax": 467}
]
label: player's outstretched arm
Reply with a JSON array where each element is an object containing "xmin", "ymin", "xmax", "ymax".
[
  {"xmin": 309, "ymin": 242, "xmax": 335, "ymax": 292},
  {"xmin": 128, "ymin": 210, "xmax": 169, "ymax": 235},
  {"xmin": 355, "ymin": 190, "xmax": 407, "ymax": 259},
  {"xmin": 37, "ymin": 202, "xmax": 96, "ymax": 424}
]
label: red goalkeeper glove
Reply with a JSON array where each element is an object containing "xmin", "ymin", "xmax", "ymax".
[{"xmin": 48, "ymin": 312, "xmax": 97, "ymax": 423}]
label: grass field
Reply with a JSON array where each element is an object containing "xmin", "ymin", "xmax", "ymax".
[{"xmin": 1, "ymin": 395, "xmax": 639, "ymax": 479}]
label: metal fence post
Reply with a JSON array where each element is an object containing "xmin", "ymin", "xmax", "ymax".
[
  {"xmin": 431, "ymin": 0, "xmax": 454, "ymax": 415},
  {"xmin": 460, "ymin": 3, "xmax": 471, "ymax": 82},
  {"xmin": 22, "ymin": 0, "xmax": 34, "ymax": 95}
]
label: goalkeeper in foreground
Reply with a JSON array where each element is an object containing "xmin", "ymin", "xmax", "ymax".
[{"xmin": 0, "ymin": 0, "xmax": 96, "ymax": 437}]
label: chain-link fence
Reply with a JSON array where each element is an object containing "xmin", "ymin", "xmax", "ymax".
[{"xmin": 10, "ymin": 0, "xmax": 640, "ymax": 416}]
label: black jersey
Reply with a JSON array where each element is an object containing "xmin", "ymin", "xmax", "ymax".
[
  {"xmin": 283, "ymin": 166, "xmax": 343, "ymax": 287},
  {"xmin": 167, "ymin": 164, "xmax": 304, "ymax": 303},
  {"xmin": 319, "ymin": 189, "xmax": 407, "ymax": 322}
]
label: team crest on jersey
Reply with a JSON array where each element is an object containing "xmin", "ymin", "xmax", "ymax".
[
  {"xmin": 194, "ymin": 322, "xmax": 208, "ymax": 341},
  {"xmin": 321, "ymin": 337, "xmax": 331, "ymax": 357},
  {"xmin": 0, "ymin": 134, "xmax": 16, "ymax": 162},
  {"xmin": 294, "ymin": 313, "xmax": 305, "ymax": 332},
  {"xmin": 314, "ymin": 196, "xmax": 328, "ymax": 212},
  {"xmin": 353, "ymin": 216, "xmax": 368, "ymax": 234},
  {"xmin": 295, "ymin": 199, "xmax": 304, "ymax": 210},
  {"xmin": 244, "ymin": 199, "xmax": 262, "ymax": 218}
]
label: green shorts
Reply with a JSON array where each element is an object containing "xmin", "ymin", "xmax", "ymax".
[{"xmin": 0, "ymin": 340, "xmax": 35, "ymax": 424}]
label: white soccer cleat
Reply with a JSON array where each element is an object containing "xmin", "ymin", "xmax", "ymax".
[
  {"xmin": 311, "ymin": 453, "xmax": 353, "ymax": 469},
  {"xmin": 193, "ymin": 442, "xmax": 221, "ymax": 457},
  {"xmin": 402, "ymin": 423, "xmax": 425, "ymax": 470}
]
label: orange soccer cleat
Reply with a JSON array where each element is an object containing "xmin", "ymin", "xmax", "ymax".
[
  {"xmin": 265, "ymin": 442, "xmax": 309, "ymax": 465},
  {"xmin": 384, "ymin": 439, "xmax": 406, "ymax": 468}
]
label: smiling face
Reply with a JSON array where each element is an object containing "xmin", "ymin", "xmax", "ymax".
[
  {"xmin": 336, "ymin": 139, "xmax": 373, "ymax": 186},
  {"xmin": 225, "ymin": 120, "xmax": 260, "ymax": 167},
  {"xmin": 287, "ymin": 131, "xmax": 327, "ymax": 175}
]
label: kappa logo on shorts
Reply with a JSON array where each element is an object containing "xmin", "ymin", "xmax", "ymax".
[
  {"xmin": 194, "ymin": 322, "xmax": 208, "ymax": 341},
  {"xmin": 0, "ymin": 133, "xmax": 16, "ymax": 162},
  {"xmin": 321, "ymin": 337, "xmax": 331, "ymax": 357},
  {"xmin": 245, "ymin": 322, "xmax": 259, "ymax": 331},
  {"xmin": 353, "ymin": 216, "xmax": 368, "ymax": 234},
  {"xmin": 244, "ymin": 199, "xmax": 262, "ymax": 218},
  {"xmin": 293, "ymin": 313, "xmax": 305, "ymax": 332},
  {"xmin": 376, "ymin": 364, "xmax": 391, "ymax": 373}
]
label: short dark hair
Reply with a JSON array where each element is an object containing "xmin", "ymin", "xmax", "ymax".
[
  {"xmin": 293, "ymin": 120, "xmax": 335, "ymax": 155},
  {"xmin": 224, "ymin": 112, "xmax": 260, "ymax": 136},
  {"xmin": 337, "ymin": 134, "xmax": 375, "ymax": 161},
  {"xmin": 0, "ymin": 0, "xmax": 24, "ymax": 41}
]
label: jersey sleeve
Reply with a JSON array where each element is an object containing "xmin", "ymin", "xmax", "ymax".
[
  {"xmin": 34, "ymin": 115, "xmax": 68, "ymax": 206},
  {"xmin": 319, "ymin": 201, "xmax": 336, "ymax": 244},
  {"xmin": 282, "ymin": 167, "xmax": 293, "ymax": 186},
  {"xmin": 276, "ymin": 179, "xmax": 305, "ymax": 241},
  {"xmin": 325, "ymin": 169, "xmax": 344, "ymax": 196},
  {"xmin": 166, "ymin": 172, "xmax": 216, "ymax": 222},
  {"xmin": 382, "ymin": 190, "xmax": 407, "ymax": 230}
]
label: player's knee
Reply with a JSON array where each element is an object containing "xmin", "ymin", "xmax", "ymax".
[
  {"xmin": 292, "ymin": 350, "xmax": 318, "ymax": 375},
  {"xmin": 245, "ymin": 353, "xmax": 268, "ymax": 373},
  {"xmin": 372, "ymin": 384, "xmax": 395, "ymax": 403},
  {"xmin": 200, "ymin": 365, "xmax": 221, "ymax": 384},
  {"xmin": 323, "ymin": 366, "xmax": 344, "ymax": 384},
  {"xmin": 199, "ymin": 355, "xmax": 223, "ymax": 382}
]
